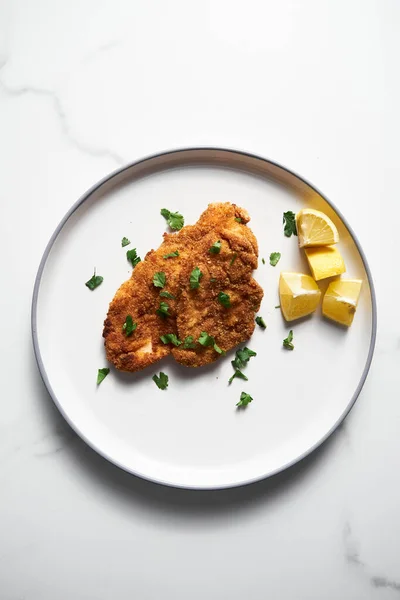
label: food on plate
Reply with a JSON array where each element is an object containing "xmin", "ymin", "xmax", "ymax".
[
  {"xmin": 121, "ymin": 237, "xmax": 131, "ymax": 247},
  {"xmin": 304, "ymin": 245, "xmax": 345, "ymax": 281},
  {"xmin": 97, "ymin": 368, "xmax": 110, "ymax": 385},
  {"xmin": 283, "ymin": 330, "xmax": 294, "ymax": 350},
  {"xmin": 236, "ymin": 391, "xmax": 254, "ymax": 408},
  {"xmin": 279, "ymin": 272, "xmax": 321, "ymax": 321},
  {"xmin": 152, "ymin": 371, "xmax": 169, "ymax": 390},
  {"xmin": 103, "ymin": 203, "xmax": 263, "ymax": 371},
  {"xmin": 85, "ymin": 269, "xmax": 103, "ymax": 291},
  {"xmin": 283, "ymin": 211, "xmax": 297, "ymax": 237},
  {"xmin": 269, "ymin": 252, "xmax": 281, "ymax": 266},
  {"xmin": 228, "ymin": 346, "xmax": 257, "ymax": 384},
  {"xmin": 322, "ymin": 279, "xmax": 362, "ymax": 326},
  {"xmin": 296, "ymin": 208, "xmax": 339, "ymax": 248},
  {"xmin": 255, "ymin": 316, "xmax": 267, "ymax": 329}
]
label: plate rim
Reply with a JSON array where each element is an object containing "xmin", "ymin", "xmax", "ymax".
[{"xmin": 31, "ymin": 147, "xmax": 377, "ymax": 489}]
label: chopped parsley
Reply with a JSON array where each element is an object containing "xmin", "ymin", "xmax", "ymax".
[
  {"xmin": 230, "ymin": 253, "xmax": 238, "ymax": 266},
  {"xmin": 160, "ymin": 333, "xmax": 181, "ymax": 346},
  {"xmin": 121, "ymin": 237, "xmax": 130, "ymax": 247},
  {"xmin": 156, "ymin": 302, "xmax": 170, "ymax": 318},
  {"xmin": 283, "ymin": 211, "xmax": 297, "ymax": 237},
  {"xmin": 152, "ymin": 372, "xmax": 168, "ymax": 390},
  {"xmin": 228, "ymin": 369, "xmax": 248, "ymax": 384},
  {"xmin": 126, "ymin": 248, "xmax": 141, "ymax": 268},
  {"xmin": 209, "ymin": 240, "xmax": 221, "ymax": 254},
  {"xmin": 255, "ymin": 316, "xmax": 267, "ymax": 329},
  {"xmin": 269, "ymin": 252, "xmax": 281, "ymax": 266},
  {"xmin": 190, "ymin": 266, "xmax": 203, "ymax": 289},
  {"xmin": 262, "ymin": 258, "xmax": 265, "ymax": 265},
  {"xmin": 85, "ymin": 270, "xmax": 103, "ymax": 291},
  {"xmin": 160, "ymin": 208, "xmax": 184, "ymax": 231},
  {"xmin": 183, "ymin": 335, "xmax": 196, "ymax": 349},
  {"xmin": 283, "ymin": 329, "xmax": 294, "ymax": 350},
  {"xmin": 153, "ymin": 271, "xmax": 166, "ymax": 288},
  {"xmin": 159, "ymin": 291, "xmax": 175, "ymax": 299},
  {"xmin": 163, "ymin": 250, "xmax": 180, "ymax": 259},
  {"xmin": 218, "ymin": 292, "xmax": 231, "ymax": 308},
  {"xmin": 232, "ymin": 347, "xmax": 257, "ymax": 370},
  {"xmin": 275, "ymin": 305, "xmax": 281, "ymax": 309},
  {"xmin": 236, "ymin": 392, "xmax": 253, "ymax": 408},
  {"xmin": 122, "ymin": 315, "xmax": 137, "ymax": 336},
  {"xmin": 235, "ymin": 217, "xmax": 243, "ymax": 223},
  {"xmin": 97, "ymin": 368, "xmax": 110, "ymax": 385},
  {"xmin": 198, "ymin": 331, "xmax": 224, "ymax": 354}
]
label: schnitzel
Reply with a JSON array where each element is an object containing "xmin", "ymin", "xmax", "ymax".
[{"xmin": 103, "ymin": 203, "xmax": 263, "ymax": 371}]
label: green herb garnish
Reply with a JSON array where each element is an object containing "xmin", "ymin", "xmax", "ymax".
[
  {"xmin": 160, "ymin": 333, "xmax": 182, "ymax": 346},
  {"xmin": 275, "ymin": 305, "xmax": 281, "ymax": 309},
  {"xmin": 283, "ymin": 330, "xmax": 294, "ymax": 350},
  {"xmin": 152, "ymin": 372, "xmax": 169, "ymax": 390},
  {"xmin": 163, "ymin": 250, "xmax": 180, "ymax": 259},
  {"xmin": 190, "ymin": 266, "xmax": 203, "ymax": 289},
  {"xmin": 198, "ymin": 331, "xmax": 224, "ymax": 354},
  {"xmin": 160, "ymin": 208, "xmax": 184, "ymax": 231},
  {"xmin": 231, "ymin": 347, "xmax": 257, "ymax": 370},
  {"xmin": 235, "ymin": 217, "xmax": 243, "ymax": 223},
  {"xmin": 122, "ymin": 315, "xmax": 137, "ymax": 336},
  {"xmin": 97, "ymin": 368, "xmax": 110, "ymax": 385},
  {"xmin": 236, "ymin": 391, "xmax": 253, "ymax": 408},
  {"xmin": 269, "ymin": 252, "xmax": 281, "ymax": 266},
  {"xmin": 126, "ymin": 248, "xmax": 141, "ymax": 268},
  {"xmin": 218, "ymin": 292, "xmax": 231, "ymax": 308},
  {"xmin": 228, "ymin": 370, "xmax": 248, "ymax": 384},
  {"xmin": 159, "ymin": 291, "xmax": 175, "ymax": 299},
  {"xmin": 209, "ymin": 240, "xmax": 221, "ymax": 254},
  {"xmin": 230, "ymin": 253, "xmax": 238, "ymax": 266},
  {"xmin": 121, "ymin": 237, "xmax": 130, "ymax": 247},
  {"xmin": 183, "ymin": 335, "xmax": 196, "ymax": 349},
  {"xmin": 262, "ymin": 258, "xmax": 265, "ymax": 265},
  {"xmin": 283, "ymin": 211, "xmax": 297, "ymax": 237},
  {"xmin": 156, "ymin": 302, "xmax": 170, "ymax": 318},
  {"xmin": 85, "ymin": 270, "xmax": 103, "ymax": 291},
  {"xmin": 153, "ymin": 271, "xmax": 166, "ymax": 288},
  {"xmin": 255, "ymin": 316, "xmax": 267, "ymax": 329}
]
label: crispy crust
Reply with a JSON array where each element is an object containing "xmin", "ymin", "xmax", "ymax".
[{"xmin": 103, "ymin": 203, "xmax": 263, "ymax": 371}]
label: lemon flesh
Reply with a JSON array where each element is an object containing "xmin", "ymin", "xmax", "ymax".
[
  {"xmin": 279, "ymin": 272, "xmax": 321, "ymax": 321},
  {"xmin": 323, "ymin": 279, "xmax": 362, "ymax": 326},
  {"xmin": 296, "ymin": 208, "xmax": 339, "ymax": 248},
  {"xmin": 304, "ymin": 245, "xmax": 345, "ymax": 281}
]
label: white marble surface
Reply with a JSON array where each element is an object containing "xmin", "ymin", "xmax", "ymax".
[{"xmin": 1, "ymin": 1, "xmax": 399, "ymax": 598}]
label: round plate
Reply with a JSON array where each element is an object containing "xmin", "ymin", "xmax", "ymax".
[{"xmin": 32, "ymin": 148, "xmax": 376, "ymax": 489}]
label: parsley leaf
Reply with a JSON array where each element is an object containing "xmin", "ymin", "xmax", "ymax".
[
  {"xmin": 160, "ymin": 208, "xmax": 184, "ymax": 231},
  {"xmin": 218, "ymin": 292, "xmax": 231, "ymax": 308},
  {"xmin": 231, "ymin": 347, "xmax": 257, "ymax": 370},
  {"xmin": 97, "ymin": 368, "xmax": 110, "ymax": 385},
  {"xmin": 126, "ymin": 248, "xmax": 141, "ymax": 268},
  {"xmin": 183, "ymin": 335, "xmax": 196, "ymax": 349},
  {"xmin": 269, "ymin": 252, "xmax": 281, "ymax": 266},
  {"xmin": 198, "ymin": 331, "xmax": 224, "ymax": 354},
  {"xmin": 85, "ymin": 270, "xmax": 103, "ymax": 291},
  {"xmin": 159, "ymin": 291, "xmax": 175, "ymax": 299},
  {"xmin": 230, "ymin": 253, "xmax": 238, "ymax": 266},
  {"xmin": 163, "ymin": 250, "xmax": 180, "ymax": 259},
  {"xmin": 190, "ymin": 266, "xmax": 203, "ymax": 289},
  {"xmin": 121, "ymin": 237, "xmax": 130, "ymax": 247},
  {"xmin": 236, "ymin": 391, "xmax": 253, "ymax": 408},
  {"xmin": 255, "ymin": 316, "xmax": 267, "ymax": 329},
  {"xmin": 235, "ymin": 217, "xmax": 243, "ymax": 223},
  {"xmin": 283, "ymin": 329, "xmax": 294, "ymax": 350},
  {"xmin": 228, "ymin": 369, "xmax": 248, "ymax": 384},
  {"xmin": 156, "ymin": 302, "xmax": 170, "ymax": 318},
  {"xmin": 262, "ymin": 258, "xmax": 265, "ymax": 265},
  {"xmin": 160, "ymin": 333, "xmax": 182, "ymax": 346},
  {"xmin": 122, "ymin": 315, "xmax": 137, "ymax": 336},
  {"xmin": 153, "ymin": 271, "xmax": 166, "ymax": 288},
  {"xmin": 275, "ymin": 305, "xmax": 281, "ymax": 309},
  {"xmin": 209, "ymin": 240, "xmax": 221, "ymax": 254},
  {"xmin": 283, "ymin": 211, "xmax": 297, "ymax": 237},
  {"xmin": 152, "ymin": 372, "xmax": 169, "ymax": 390}
]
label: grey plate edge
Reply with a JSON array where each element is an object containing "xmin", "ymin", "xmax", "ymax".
[{"xmin": 31, "ymin": 147, "xmax": 377, "ymax": 490}]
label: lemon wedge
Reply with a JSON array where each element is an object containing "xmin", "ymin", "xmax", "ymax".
[
  {"xmin": 322, "ymin": 279, "xmax": 362, "ymax": 326},
  {"xmin": 279, "ymin": 272, "xmax": 321, "ymax": 321},
  {"xmin": 296, "ymin": 208, "xmax": 339, "ymax": 248},
  {"xmin": 304, "ymin": 245, "xmax": 345, "ymax": 281}
]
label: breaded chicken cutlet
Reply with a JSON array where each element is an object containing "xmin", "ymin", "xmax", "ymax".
[{"xmin": 103, "ymin": 203, "xmax": 264, "ymax": 371}]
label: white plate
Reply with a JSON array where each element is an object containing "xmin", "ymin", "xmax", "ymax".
[{"xmin": 32, "ymin": 148, "xmax": 376, "ymax": 489}]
